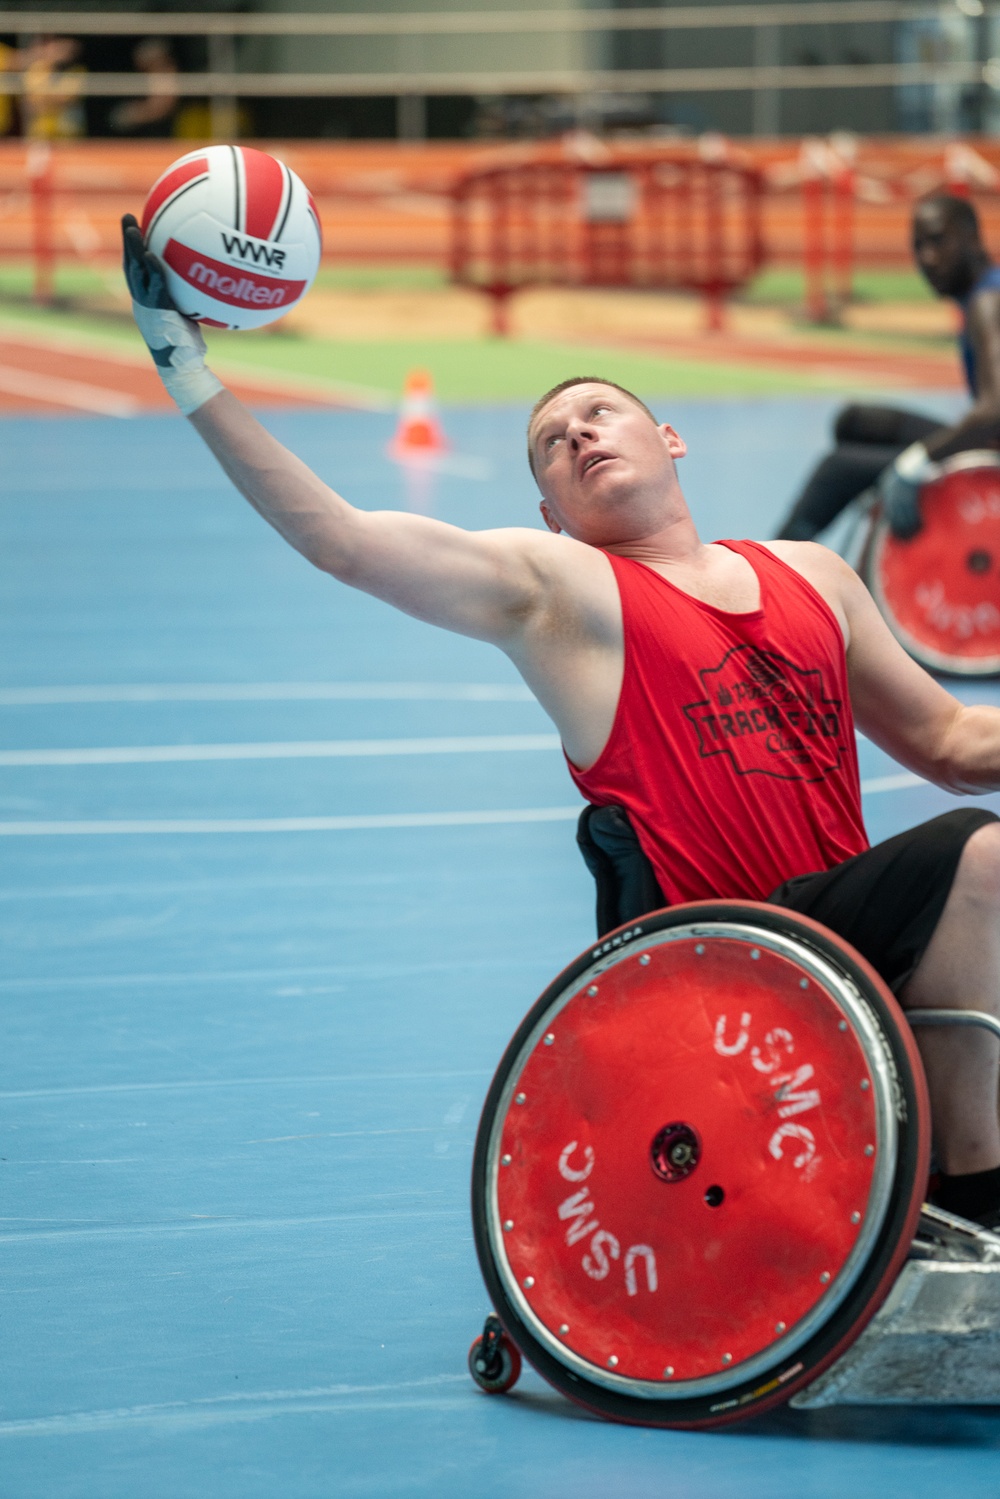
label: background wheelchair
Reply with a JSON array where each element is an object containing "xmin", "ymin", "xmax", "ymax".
[{"xmin": 853, "ymin": 451, "xmax": 1000, "ymax": 677}]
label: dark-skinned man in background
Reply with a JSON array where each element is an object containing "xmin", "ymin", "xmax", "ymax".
[{"xmin": 775, "ymin": 194, "xmax": 1000, "ymax": 542}]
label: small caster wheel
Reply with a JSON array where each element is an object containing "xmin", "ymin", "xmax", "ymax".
[{"xmin": 468, "ymin": 1312, "xmax": 522, "ymax": 1394}]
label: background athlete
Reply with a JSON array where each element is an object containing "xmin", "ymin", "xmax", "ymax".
[
  {"xmin": 775, "ymin": 193, "xmax": 1000, "ymax": 541},
  {"xmin": 123, "ymin": 215, "xmax": 1000, "ymax": 1229}
]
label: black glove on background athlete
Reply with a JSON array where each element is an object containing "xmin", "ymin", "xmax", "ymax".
[{"xmin": 875, "ymin": 440, "xmax": 937, "ymax": 540}]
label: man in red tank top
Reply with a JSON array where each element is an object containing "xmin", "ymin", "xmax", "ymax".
[{"xmin": 124, "ymin": 224, "xmax": 1000, "ymax": 1228}]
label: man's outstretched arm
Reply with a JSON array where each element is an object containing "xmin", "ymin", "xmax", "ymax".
[
  {"xmin": 122, "ymin": 214, "xmax": 549, "ymax": 645},
  {"xmin": 188, "ymin": 390, "xmax": 546, "ymax": 642}
]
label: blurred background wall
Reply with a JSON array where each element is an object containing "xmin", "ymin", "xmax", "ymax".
[{"xmin": 4, "ymin": 0, "xmax": 1000, "ymax": 142}]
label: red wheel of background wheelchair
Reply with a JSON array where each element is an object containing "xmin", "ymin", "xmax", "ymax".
[
  {"xmin": 865, "ymin": 452, "xmax": 1000, "ymax": 676},
  {"xmin": 471, "ymin": 901, "xmax": 930, "ymax": 1428}
]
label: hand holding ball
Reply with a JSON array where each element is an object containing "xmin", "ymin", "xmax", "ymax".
[
  {"xmin": 139, "ymin": 145, "xmax": 321, "ymax": 331},
  {"xmin": 124, "ymin": 146, "xmax": 322, "ymax": 413}
]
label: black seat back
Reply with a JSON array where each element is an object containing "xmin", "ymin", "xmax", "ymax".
[{"xmin": 576, "ymin": 804, "xmax": 667, "ymax": 937}]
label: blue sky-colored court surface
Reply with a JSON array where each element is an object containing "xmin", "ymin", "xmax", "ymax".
[{"xmin": 2, "ymin": 394, "xmax": 1000, "ymax": 1498}]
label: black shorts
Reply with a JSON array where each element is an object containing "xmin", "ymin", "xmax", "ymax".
[{"xmin": 768, "ymin": 809, "xmax": 999, "ymax": 994}]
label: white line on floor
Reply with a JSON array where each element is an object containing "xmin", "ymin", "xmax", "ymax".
[
  {"xmin": 0, "ymin": 1205, "xmax": 467, "ymax": 1247},
  {"xmin": 0, "ymin": 1375, "xmax": 470, "ymax": 1439},
  {"xmin": 0, "ymin": 776, "xmax": 932, "ymax": 836},
  {"xmin": 0, "ymin": 681, "xmax": 535, "ymax": 705},
  {"xmin": 0, "ymin": 1067, "xmax": 493, "ymax": 1097},
  {"xmin": 0, "ymin": 1393, "xmax": 474, "ymax": 1438},
  {"xmin": 858, "ymin": 771, "xmax": 924, "ymax": 793},
  {"xmin": 0, "ymin": 805, "xmax": 582, "ymax": 836},
  {"xmin": 0, "ymin": 364, "xmax": 140, "ymax": 418},
  {"xmin": 0, "ymin": 733, "xmax": 561, "ymax": 767}
]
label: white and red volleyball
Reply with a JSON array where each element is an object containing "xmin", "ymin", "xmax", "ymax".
[{"xmin": 141, "ymin": 145, "xmax": 322, "ymax": 330}]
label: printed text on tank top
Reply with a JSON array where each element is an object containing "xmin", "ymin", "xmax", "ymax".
[
  {"xmin": 594, "ymin": 547, "xmax": 848, "ymax": 785},
  {"xmin": 570, "ymin": 541, "xmax": 845, "ymax": 775}
]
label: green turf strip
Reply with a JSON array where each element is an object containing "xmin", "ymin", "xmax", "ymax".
[
  {"xmin": 744, "ymin": 266, "xmax": 937, "ymax": 305},
  {"xmin": 203, "ymin": 328, "xmax": 874, "ymax": 401},
  {"xmin": 0, "ymin": 299, "xmax": 887, "ymax": 403}
]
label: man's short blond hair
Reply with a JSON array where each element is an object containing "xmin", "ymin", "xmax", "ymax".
[{"xmin": 526, "ymin": 377, "xmax": 659, "ymax": 476}]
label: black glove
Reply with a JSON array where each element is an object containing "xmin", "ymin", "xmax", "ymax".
[
  {"xmin": 876, "ymin": 442, "xmax": 934, "ymax": 540},
  {"xmin": 122, "ymin": 213, "xmax": 175, "ymax": 311},
  {"xmin": 879, "ymin": 468, "xmax": 922, "ymax": 539},
  {"xmin": 121, "ymin": 214, "xmax": 222, "ymax": 413}
]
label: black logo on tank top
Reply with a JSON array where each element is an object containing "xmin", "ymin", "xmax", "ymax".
[{"xmin": 682, "ymin": 645, "xmax": 846, "ymax": 781}]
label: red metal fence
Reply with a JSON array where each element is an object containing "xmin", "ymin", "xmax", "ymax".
[{"xmin": 450, "ymin": 156, "xmax": 765, "ymax": 333}]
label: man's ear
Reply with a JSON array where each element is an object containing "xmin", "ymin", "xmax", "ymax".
[
  {"xmin": 659, "ymin": 422, "xmax": 688, "ymax": 460},
  {"xmin": 539, "ymin": 501, "xmax": 562, "ymax": 534}
]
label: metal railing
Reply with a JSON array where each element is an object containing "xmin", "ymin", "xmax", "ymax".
[
  {"xmin": 0, "ymin": 5, "xmax": 992, "ymax": 99},
  {"xmin": 0, "ymin": 63, "xmax": 992, "ymax": 97},
  {"xmin": 0, "ymin": 4, "xmax": 985, "ymax": 34},
  {"xmin": 0, "ymin": 62, "xmax": 993, "ymax": 98}
]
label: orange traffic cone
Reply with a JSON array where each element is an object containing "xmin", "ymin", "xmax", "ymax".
[{"xmin": 388, "ymin": 367, "xmax": 448, "ymax": 461}]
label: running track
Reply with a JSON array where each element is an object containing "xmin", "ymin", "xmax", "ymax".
[{"xmin": 0, "ymin": 324, "xmax": 384, "ymax": 416}]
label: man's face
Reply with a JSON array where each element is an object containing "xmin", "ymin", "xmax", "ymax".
[
  {"xmin": 913, "ymin": 202, "xmax": 981, "ymax": 299},
  {"xmin": 529, "ymin": 383, "xmax": 687, "ymax": 547}
]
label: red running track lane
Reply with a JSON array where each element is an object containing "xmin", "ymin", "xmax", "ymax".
[
  {"xmin": 575, "ymin": 329, "xmax": 964, "ymax": 390},
  {"xmin": 0, "ymin": 333, "xmax": 376, "ymax": 416}
]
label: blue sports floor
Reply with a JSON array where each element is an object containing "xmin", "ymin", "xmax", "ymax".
[{"xmin": 3, "ymin": 394, "xmax": 1000, "ymax": 1498}]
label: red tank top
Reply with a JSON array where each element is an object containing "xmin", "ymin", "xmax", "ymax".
[{"xmin": 569, "ymin": 540, "xmax": 868, "ymax": 903}]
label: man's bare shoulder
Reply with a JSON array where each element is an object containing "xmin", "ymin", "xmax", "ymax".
[
  {"xmin": 479, "ymin": 526, "xmax": 621, "ymax": 654},
  {"xmin": 756, "ymin": 538, "xmax": 855, "ymax": 591},
  {"xmin": 754, "ymin": 539, "xmax": 858, "ymax": 632}
]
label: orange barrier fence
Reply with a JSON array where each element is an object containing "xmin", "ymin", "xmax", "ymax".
[
  {"xmin": 451, "ymin": 156, "xmax": 765, "ymax": 334},
  {"xmin": 5, "ymin": 136, "xmax": 1000, "ymax": 318}
]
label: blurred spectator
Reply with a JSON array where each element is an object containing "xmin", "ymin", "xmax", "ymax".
[
  {"xmin": 174, "ymin": 100, "xmax": 252, "ymax": 140},
  {"xmin": 109, "ymin": 39, "xmax": 178, "ymax": 137},
  {"xmin": 0, "ymin": 39, "xmax": 25, "ymax": 135},
  {"xmin": 22, "ymin": 36, "xmax": 86, "ymax": 139}
]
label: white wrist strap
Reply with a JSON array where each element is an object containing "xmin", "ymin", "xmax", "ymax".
[
  {"xmin": 131, "ymin": 303, "xmax": 223, "ymax": 416},
  {"xmin": 893, "ymin": 441, "xmax": 934, "ymax": 483}
]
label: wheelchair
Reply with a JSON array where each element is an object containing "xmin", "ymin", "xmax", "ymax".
[
  {"xmin": 855, "ymin": 450, "xmax": 1000, "ymax": 677},
  {"xmin": 467, "ymin": 809, "xmax": 1000, "ymax": 1427}
]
